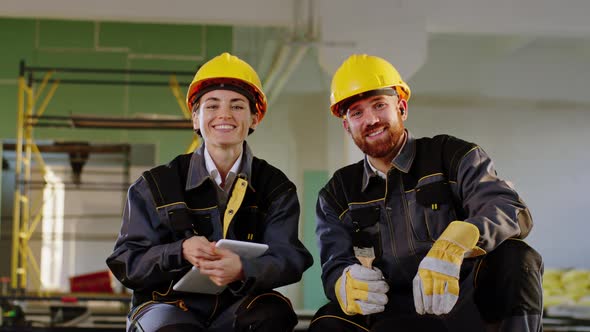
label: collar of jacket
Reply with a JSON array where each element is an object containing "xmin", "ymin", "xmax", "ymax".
[
  {"xmin": 185, "ymin": 141, "xmax": 255, "ymax": 191},
  {"xmin": 361, "ymin": 130, "xmax": 416, "ymax": 192}
]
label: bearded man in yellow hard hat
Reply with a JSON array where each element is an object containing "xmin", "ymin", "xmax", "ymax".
[
  {"xmin": 107, "ymin": 52, "xmax": 313, "ymax": 332},
  {"xmin": 308, "ymin": 54, "xmax": 543, "ymax": 332}
]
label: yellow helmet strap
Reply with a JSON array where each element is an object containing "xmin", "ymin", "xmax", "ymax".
[{"xmin": 337, "ymin": 88, "xmax": 398, "ymax": 117}]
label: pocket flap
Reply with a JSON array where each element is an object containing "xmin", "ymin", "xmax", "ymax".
[
  {"xmin": 350, "ymin": 206, "xmax": 380, "ymax": 230},
  {"xmin": 416, "ymin": 181, "xmax": 453, "ymax": 206}
]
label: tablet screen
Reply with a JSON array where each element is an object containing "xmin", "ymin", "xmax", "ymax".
[{"xmin": 172, "ymin": 240, "xmax": 268, "ymax": 294}]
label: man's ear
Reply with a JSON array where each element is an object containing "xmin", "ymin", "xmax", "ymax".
[
  {"xmin": 399, "ymin": 99, "xmax": 408, "ymax": 119},
  {"xmin": 343, "ymin": 118, "xmax": 351, "ymax": 134}
]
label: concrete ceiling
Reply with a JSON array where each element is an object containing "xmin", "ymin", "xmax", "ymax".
[
  {"xmin": 2, "ymin": 0, "xmax": 589, "ymax": 36},
  {"xmin": 2, "ymin": 0, "xmax": 589, "ymax": 103}
]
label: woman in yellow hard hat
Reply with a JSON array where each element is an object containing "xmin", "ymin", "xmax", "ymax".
[
  {"xmin": 309, "ymin": 54, "xmax": 543, "ymax": 332},
  {"xmin": 108, "ymin": 52, "xmax": 313, "ymax": 332}
]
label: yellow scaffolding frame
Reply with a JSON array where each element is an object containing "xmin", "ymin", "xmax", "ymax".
[{"xmin": 10, "ymin": 61, "xmax": 199, "ymax": 293}]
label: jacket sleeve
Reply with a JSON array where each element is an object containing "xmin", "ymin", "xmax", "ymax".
[
  {"xmin": 106, "ymin": 177, "xmax": 188, "ymax": 290},
  {"xmin": 236, "ymin": 183, "xmax": 313, "ymax": 294},
  {"xmin": 315, "ymin": 185, "xmax": 359, "ymax": 302},
  {"xmin": 456, "ymin": 147, "xmax": 533, "ymax": 252}
]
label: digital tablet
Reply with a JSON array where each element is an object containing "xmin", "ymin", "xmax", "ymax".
[
  {"xmin": 215, "ymin": 239, "xmax": 268, "ymax": 258},
  {"xmin": 173, "ymin": 240, "xmax": 268, "ymax": 294}
]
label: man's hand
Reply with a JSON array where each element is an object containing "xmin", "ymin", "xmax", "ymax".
[
  {"xmin": 198, "ymin": 247, "xmax": 244, "ymax": 286},
  {"xmin": 181, "ymin": 236, "xmax": 219, "ymax": 267},
  {"xmin": 336, "ymin": 264, "xmax": 389, "ymax": 315},
  {"xmin": 413, "ymin": 221, "xmax": 479, "ymax": 315}
]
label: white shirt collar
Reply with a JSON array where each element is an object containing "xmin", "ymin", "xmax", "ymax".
[
  {"xmin": 367, "ymin": 131, "xmax": 408, "ymax": 180},
  {"xmin": 204, "ymin": 146, "xmax": 243, "ymax": 191},
  {"xmin": 367, "ymin": 159, "xmax": 387, "ymax": 180}
]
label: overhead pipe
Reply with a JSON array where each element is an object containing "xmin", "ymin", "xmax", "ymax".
[
  {"xmin": 265, "ymin": 0, "xmax": 315, "ymax": 105},
  {"xmin": 267, "ymin": 44, "xmax": 309, "ymax": 106},
  {"xmin": 262, "ymin": 43, "xmax": 291, "ymax": 94},
  {"xmin": 255, "ymin": 37, "xmax": 281, "ymax": 83}
]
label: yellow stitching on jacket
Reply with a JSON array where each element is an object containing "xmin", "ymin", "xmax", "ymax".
[
  {"xmin": 162, "ymin": 299, "xmax": 188, "ymax": 312},
  {"xmin": 348, "ymin": 198, "xmax": 385, "ymax": 206},
  {"xmin": 246, "ymin": 292, "xmax": 293, "ymax": 310},
  {"xmin": 207, "ymin": 295, "xmax": 220, "ymax": 322},
  {"xmin": 473, "ymin": 257, "xmax": 485, "ymax": 289},
  {"xmin": 309, "ymin": 315, "xmax": 369, "ymax": 331},
  {"xmin": 338, "ymin": 198, "xmax": 385, "ymax": 220},
  {"xmin": 463, "ymin": 146, "xmax": 479, "ymax": 158},
  {"xmin": 417, "ymin": 172, "xmax": 444, "ymax": 184},
  {"xmin": 452, "ymin": 146, "xmax": 479, "ymax": 178},
  {"xmin": 148, "ymin": 172, "xmax": 165, "ymax": 203},
  {"xmin": 156, "ymin": 201, "xmax": 218, "ymax": 211},
  {"xmin": 130, "ymin": 301, "xmax": 155, "ymax": 321},
  {"xmin": 338, "ymin": 208, "xmax": 349, "ymax": 220},
  {"xmin": 141, "ymin": 175, "xmax": 158, "ymax": 207},
  {"xmin": 152, "ymin": 280, "xmax": 174, "ymax": 299}
]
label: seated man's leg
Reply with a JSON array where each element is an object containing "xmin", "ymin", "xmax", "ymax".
[
  {"xmin": 474, "ymin": 239, "xmax": 544, "ymax": 332},
  {"xmin": 370, "ymin": 315, "xmax": 448, "ymax": 332},
  {"xmin": 308, "ymin": 301, "xmax": 369, "ymax": 332},
  {"xmin": 209, "ymin": 290, "xmax": 297, "ymax": 332},
  {"xmin": 127, "ymin": 302, "xmax": 205, "ymax": 332}
]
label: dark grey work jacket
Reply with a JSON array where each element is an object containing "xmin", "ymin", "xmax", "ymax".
[
  {"xmin": 316, "ymin": 132, "xmax": 532, "ymax": 305},
  {"xmin": 107, "ymin": 142, "xmax": 313, "ymax": 317}
]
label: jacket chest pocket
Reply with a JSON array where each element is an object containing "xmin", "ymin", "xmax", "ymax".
[
  {"xmin": 187, "ymin": 211, "xmax": 215, "ymax": 239},
  {"xmin": 350, "ymin": 206, "xmax": 382, "ymax": 262},
  {"xmin": 164, "ymin": 208, "xmax": 193, "ymax": 241},
  {"xmin": 165, "ymin": 207, "xmax": 216, "ymax": 240},
  {"xmin": 234, "ymin": 207, "xmax": 265, "ymax": 242},
  {"xmin": 413, "ymin": 181, "xmax": 457, "ymax": 241}
]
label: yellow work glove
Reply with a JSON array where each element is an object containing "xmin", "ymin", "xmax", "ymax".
[
  {"xmin": 335, "ymin": 264, "xmax": 389, "ymax": 315},
  {"xmin": 413, "ymin": 221, "xmax": 479, "ymax": 315}
]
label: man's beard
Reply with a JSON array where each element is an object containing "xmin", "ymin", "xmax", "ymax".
[{"xmin": 351, "ymin": 123, "xmax": 404, "ymax": 159}]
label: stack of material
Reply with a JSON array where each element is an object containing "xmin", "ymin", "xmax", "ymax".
[
  {"xmin": 69, "ymin": 270, "xmax": 114, "ymax": 293},
  {"xmin": 544, "ymin": 269, "xmax": 590, "ymax": 307}
]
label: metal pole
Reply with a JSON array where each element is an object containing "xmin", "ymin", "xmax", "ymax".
[
  {"xmin": 169, "ymin": 75, "xmax": 191, "ymax": 119},
  {"xmin": 20, "ymin": 71, "xmax": 35, "ymax": 289},
  {"xmin": 11, "ymin": 62, "xmax": 25, "ymax": 290},
  {"xmin": 26, "ymin": 65, "xmax": 195, "ymax": 76}
]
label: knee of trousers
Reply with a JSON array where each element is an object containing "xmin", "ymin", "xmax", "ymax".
[
  {"xmin": 234, "ymin": 291, "xmax": 297, "ymax": 331},
  {"xmin": 474, "ymin": 239, "xmax": 544, "ymax": 322},
  {"xmin": 126, "ymin": 302, "xmax": 202, "ymax": 332},
  {"xmin": 308, "ymin": 301, "xmax": 368, "ymax": 332}
]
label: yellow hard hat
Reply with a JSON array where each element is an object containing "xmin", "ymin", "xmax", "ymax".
[
  {"xmin": 330, "ymin": 54, "xmax": 411, "ymax": 117},
  {"xmin": 186, "ymin": 52, "xmax": 267, "ymax": 121}
]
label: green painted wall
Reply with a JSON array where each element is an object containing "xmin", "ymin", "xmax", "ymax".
[
  {"xmin": 0, "ymin": 17, "xmax": 233, "ymax": 164},
  {"xmin": 302, "ymin": 170, "xmax": 329, "ymax": 310}
]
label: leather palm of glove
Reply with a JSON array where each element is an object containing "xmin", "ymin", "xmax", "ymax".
[
  {"xmin": 413, "ymin": 221, "xmax": 480, "ymax": 315},
  {"xmin": 335, "ymin": 264, "xmax": 389, "ymax": 315}
]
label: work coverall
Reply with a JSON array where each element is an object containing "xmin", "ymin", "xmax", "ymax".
[
  {"xmin": 310, "ymin": 132, "xmax": 543, "ymax": 332},
  {"xmin": 107, "ymin": 142, "xmax": 313, "ymax": 331}
]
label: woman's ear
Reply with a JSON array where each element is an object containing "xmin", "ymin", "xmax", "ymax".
[
  {"xmin": 249, "ymin": 112, "xmax": 260, "ymax": 130},
  {"xmin": 192, "ymin": 107, "xmax": 199, "ymax": 131}
]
